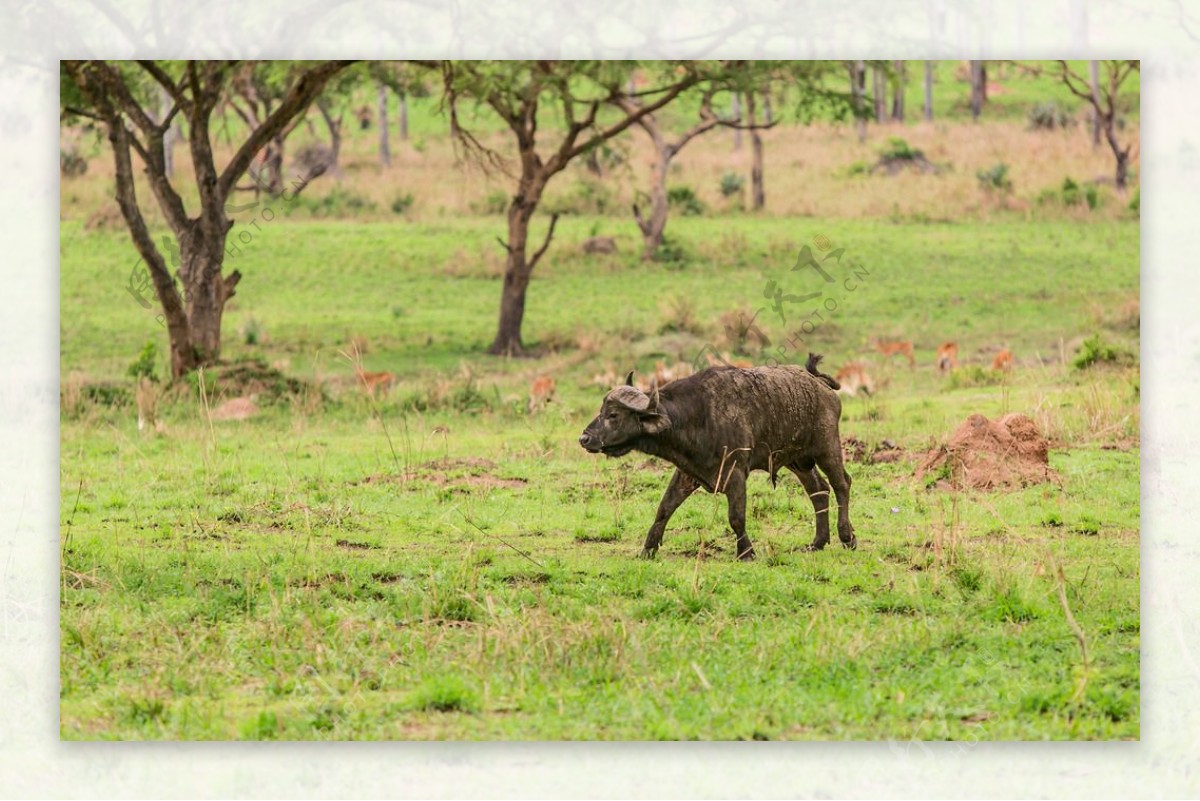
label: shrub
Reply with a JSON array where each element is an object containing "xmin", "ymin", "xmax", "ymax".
[
  {"xmin": 976, "ymin": 163, "xmax": 1012, "ymax": 193},
  {"xmin": 879, "ymin": 137, "xmax": 921, "ymax": 161},
  {"xmin": 390, "ymin": 193, "xmax": 415, "ymax": 215},
  {"xmin": 127, "ymin": 341, "xmax": 159, "ymax": 383},
  {"xmin": 667, "ymin": 186, "xmax": 706, "ymax": 216},
  {"xmin": 60, "ymin": 147, "xmax": 88, "ymax": 178},
  {"xmin": 1060, "ymin": 177, "xmax": 1100, "ymax": 210},
  {"xmin": 1028, "ymin": 101, "xmax": 1074, "ymax": 130},
  {"xmin": 544, "ymin": 179, "xmax": 613, "ymax": 215},
  {"xmin": 719, "ymin": 172, "xmax": 745, "ymax": 198},
  {"xmin": 1128, "ymin": 187, "xmax": 1140, "ymax": 214},
  {"xmin": 1072, "ymin": 334, "xmax": 1129, "ymax": 370},
  {"xmin": 241, "ymin": 316, "xmax": 263, "ymax": 346},
  {"xmin": 408, "ymin": 675, "xmax": 479, "ymax": 713},
  {"xmin": 651, "ymin": 234, "xmax": 690, "ymax": 268},
  {"xmin": 289, "ymin": 187, "xmax": 377, "ymax": 218},
  {"xmin": 472, "ymin": 190, "xmax": 509, "ymax": 215}
]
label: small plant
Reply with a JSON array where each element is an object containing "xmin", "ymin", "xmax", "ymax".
[
  {"xmin": 1072, "ymin": 334, "xmax": 1126, "ymax": 370},
  {"xmin": 126, "ymin": 341, "xmax": 159, "ymax": 383},
  {"xmin": 667, "ymin": 186, "xmax": 706, "ymax": 216},
  {"xmin": 1060, "ymin": 178, "xmax": 1100, "ymax": 210},
  {"xmin": 652, "ymin": 234, "xmax": 689, "ymax": 268},
  {"xmin": 472, "ymin": 190, "xmax": 509, "ymax": 215},
  {"xmin": 241, "ymin": 316, "xmax": 263, "ymax": 346},
  {"xmin": 1028, "ymin": 101, "xmax": 1074, "ymax": 130},
  {"xmin": 657, "ymin": 294, "xmax": 704, "ymax": 336},
  {"xmin": 1128, "ymin": 187, "xmax": 1140, "ymax": 214},
  {"xmin": 1073, "ymin": 515, "xmax": 1101, "ymax": 536},
  {"xmin": 718, "ymin": 172, "xmax": 745, "ymax": 198},
  {"xmin": 409, "ymin": 674, "xmax": 479, "ymax": 713},
  {"xmin": 845, "ymin": 160, "xmax": 871, "ymax": 177},
  {"xmin": 60, "ymin": 147, "xmax": 88, "ymax": 178},
  {"xmin": 976, "ymin": 163, "xmax": 1013, "ymax": 193},
  {"xmin": 879, "ymin": 137, "xmax": 921, "ymax": 161},
  {"xmin": 390, "ymin": 193, "xmax": 415, "ymax": 215}
]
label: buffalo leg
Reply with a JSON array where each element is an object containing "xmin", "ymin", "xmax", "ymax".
[
  {"xmin": 816, "ymin": 451, "xmax": 856, "ymax": 549},
  {"xmin": 789, "ymin": 463, "xmax": 832, "ymax": 551},
  {"xmin": 640, "ymin": 469, "xmax": 699, "ymax": 558},
  {"xmin": 721, "ymin": 468, "xmax": 755, "ymax": 561}
]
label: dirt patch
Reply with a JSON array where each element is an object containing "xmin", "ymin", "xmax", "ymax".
[
  {"xmin": 421, "ymin": 457, "xmax": 497, "ymax": 471},
  {"xmin": 917, "ymin": 413, "xmax": 1057, "ymax": 490},
  {"xmin": 189, "ymin": 359, "xmax": 318, "ymax": 405},
  {"xmin": 361, "ymin": 469, "xmax": 526, "ymax": 491},
  {"xmin": 842, "ymin": 436, "xmax": 906, "ymax": 464},
  {"xmin": 335, "ymin": 539, "xmax": 379, "ymax": 550},
  {"xmin": 211, "ymin": 396, "xmax": 258, "ymax": 421}
]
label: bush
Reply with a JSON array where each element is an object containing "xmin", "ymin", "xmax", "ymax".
[
  {"xmin": 667, "ymin": 186, "xmax": 706, "ymax": 216},
  {"xmin": 390, "ymin": 193, "xmax": 415, "ymax": 215},
  {"xmin": 1072, "ymin": 334, "xmax": 1130, "ymax": 370},
  {"xmin": 544, "ymin": 179, "xmax": 613, "ymax": 215},
  {"xmin": 1028, "ymin": 101, "xmax": 1074, "ymax": 130},
  {"xmin": 1128, "ymin": 187, "xmax": 1140, "ymax": 214},
  {"xmin": 472, "ymin": 190, "xmax": 509, "ymax": 215},
  {"xmin": 288, "ymin": 187, "xmax": 377, "ymax": 218},
  {"xmin": 651, "ymin": 234, "xmax": 690, "ymax": 268},
  {"xmin": 718, "ymin": 172, "xmax": 745, "ymax": 198},
  {"xmin": 1060, "ymin": 178, "xmax": 1099, "ymax": 210},
  {"xmin": 879, "ymin": 137, "xmax": 922, "ymax": 161},
  {"xmin": 60, "ymin": 147, "xmax": 88, "ymax": 178},
  {"xmin": 241, "ymin": 316, "xmax": 264, "ymax": 346},
  {"xmin": 976, "ymin": 163, "xmax": 1013, "ymax": 193},
  {"xmin": 127, "ymin": 341, "xmax": 159, "ymax": 383}
]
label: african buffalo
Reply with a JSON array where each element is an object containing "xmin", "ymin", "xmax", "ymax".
[{"xmin": 579, "ymin": 354, "xmax": 856, "ymax": 560}]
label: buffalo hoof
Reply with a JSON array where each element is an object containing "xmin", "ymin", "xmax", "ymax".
[
  {"xmin": 738, "ymin": 548, "xmax": 756, "ymax": 562},
  {"xmin": 803, "ymin": 542, "xmax": 828, "ymax": 552},
  {"xmin": 638, "ymin": 548, "xmax": 658, "ymax": 560},
  {"xmin": 840, "ymin": 535, "xmax": 857, "ymax": 550}
]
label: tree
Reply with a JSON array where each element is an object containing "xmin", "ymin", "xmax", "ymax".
[
  {"xmin": 378, "ymin": 81, "xmax": 391, "ymax": 166},
  {"xmin": 224, "ymin": 62, "xmax": 318, "ymax": 196},
  {"xmin": 61, "ymin": 60, "xmax": 352, "ymax": 378},
  {"xmin": 849, "ymin": 61, "xmax": 867, "ymax": 141},
  {"xmin": 891, "ymin": 60, "xmax": 905, "ymax": 122},
  {"xmin": 438, "ymin": 60, "xmax": 713, "ymax": 356},
  {"xmin": 1056, "ymin": 60, "xmax": 1139, "ymax": 191},
  {"xmin": 969, "ymin": 60, "xmax": 985, "ymax": 120},
  {"xmin": 923, "ymin": 61, "xmax": 934, "ymax": 121},
  {"xmin": 620, "ymin": 87, "xmax": 768, "ymax": 260}
]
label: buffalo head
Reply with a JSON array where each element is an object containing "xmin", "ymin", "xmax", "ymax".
[{"xmin": 579, "ymin": 371, "xmax": 671, "ymax": 457}]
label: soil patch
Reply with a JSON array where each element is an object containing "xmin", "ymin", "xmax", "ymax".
[{"xmin": 917, "ymin": 412, "xmax": 1057, "ymax": 490}]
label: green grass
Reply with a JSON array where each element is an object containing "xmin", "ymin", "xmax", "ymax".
[{"xmin": 60, "ymin": 214, "xmax": 1138, "ymax": 740}]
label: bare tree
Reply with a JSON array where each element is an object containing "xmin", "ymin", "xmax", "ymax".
[
  {"xmin": 1057, "ymin": 60, "xmax": 1139, "ymax": 191},
  {"xmin": 891, "ymin": 60, "xmax": 905, "ymax": 122},
  {"xmin": 61, "ymin": 60, "xmax": 352, "ymax": 377},
  {"xmin": 746, "ymin": 91, "xmax": 766, "ymax": 210},
  {"xmin": 850, "ymin": 61, "xmax": 867, "ymax": 141},
  {"xmin": 378, "ymin": 82, "xmax": 391, "ymax": 166},
  {"xmin": 924, "ymin": 61, "xmax": 934, "ymax": 121},
  {"xmin": 1089, "ymin": 60, "xmax": 1102, "ymax": 148},
  {"xmin": 439, "ymin": 61, "xmax": 712, "ymax": 356},
  {"xmin": 969, "ymin": 60, "xmax": 985, "ymax": 120},
  {"xmin": 621, "ymin": 90, "xmax": 771, "ymax": 259},
  {"xmin": 872, "ymin": 65, "xmax": 887, "ymax": 123}
]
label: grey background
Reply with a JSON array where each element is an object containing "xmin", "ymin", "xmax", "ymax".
[{"xmin": 2, "ymin": 0, "xmax": 1194, "ymax": 796}]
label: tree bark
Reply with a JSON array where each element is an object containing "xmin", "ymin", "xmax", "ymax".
[
  {"xmin": 636, "ymin": 148, "xmax": 671, "ymax": 260},
  {"xmin": 399, "ymin": 93, "xmax": 408, "ymax": 140},
  {"xmin": 924, "ymin": 61, "xmax": 934, "ymax": 121},
  {"xmin": 317, "ymin": 99, "xmax": 343, "ymax": 167},
  {"xmin": 891, "ymin": 60, "xmax": 905, "ymax": 122},
  {"xmin": 969, "ymin": 60, "xmax": 984, "ymax": 120},
  {"xmin": 378, "ymin": 83, "xmax": 390, "ymax": 166},
  {"xmin": 731, "ymin": 93, "xmax": 742, "ymax": 150},
  {"xmin": 851, "ymin": 61, "xmax": 866, "ymax": 141},
  {"xmin": 1089, "ymin": 60, "xmax": 1102, "ymax": 147},
  {"xmin": 747, "ymin": 92, "xmax": 765, "ymax": 211},
  {"xmin": 872, "ymin": 65, "xmax": 886, "ymax": 123}
]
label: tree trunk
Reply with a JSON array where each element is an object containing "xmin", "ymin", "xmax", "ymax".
[
  {"xmin": 178, "ymin": 233, "xmax": 239, "ymax": 373},
  {"xmin": 763, "ymin": 90, "xmax": 773, "ymax": 125},
  {"xmin": 378, "ymin": 83, "xmax": 390, "ymax": 166},
  {"xmin": 969, "ymin": 60, "xmax": 984, "ymax": 120},
  {"xmin": 924, "ymin": 61, "xmax": 934, "ymax": 121},
  {"xmin": 637, "ymin": 150, "xmax": 671, "ymax": 260},
  {"xmin": 159, "ymin": 87, "xmax": 174, "ymax": 177},
  {"xmin": 731, "ymin": 93, "xmax": 742, "ymax": 150},
  {"xmin": 317, "ymin": 99, "xmax": 343, "ymax": 167},
  {"xmin": 852, "ymin": 61, "xmax": 867, "ymax": 141},
  {"xmin": 399, "ymin": 93, "xmax": 408, "ymax": 140},
  {"xmin": 490, "ymin": 173, "xmax": 546, "ymax": 356},
  {"xmin": 747, "ymin": 93, "xmax": 765, "ymax": 211},
  {"xmin": 891, "ymin": 60, "xmax": 905, "ymax": 122},
  {"xmin": 1089, "ymin": 60, "xmax": 1102, "ymax": 147},
  {"xmin": 872, "ymin": 66, "xmax": 886, "ymax": 123}
]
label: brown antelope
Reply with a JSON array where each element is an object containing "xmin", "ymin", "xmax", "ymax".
[
  {"xmin": 528, "ymin": 375, "xmax": 556, "ymax": 413},
  {"xmin": 991, "ymin": 348, "xmax": 1013, "ymax": 372},
  {"xmin": 875, "ymin": 339, "xmax": 915, "ymax": 369},
  {"xmin": 936, "ymin": 342, "xmax": 959, "ymax": 374},
  {"xmin": 357, "ymin": 369, "xmax": 396, "ymax": 399},
  {"xmin": 835, "ymin": 362, "xmax": 875, "ymax": 397}
]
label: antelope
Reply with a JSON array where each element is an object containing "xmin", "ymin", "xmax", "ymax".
[
  {"xmin": 357, "ymin": 369, "xmax": 396, "ymax": 399},
  {"xmin": 835, "ymin": 362, "xmax": 875, "ymax": 397},
  {"xmin": 875, "ymin": 339, "xmax": 915, "ymax": 369},
  {"xmin": 991, "ymin": 348, "xmax": 1013, "ymax": 372},
  {"xmin": 528, "ymin": 375, "xmax": 556, "ymax": 413},
  {"xmin": 936, "ymin": 342, "xmax": 959, "ymax": 374}
]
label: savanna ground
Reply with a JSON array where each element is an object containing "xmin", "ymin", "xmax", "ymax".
[{"xmin": 60, "ymin": 62, "xmax": 1140, "ymax": 740}]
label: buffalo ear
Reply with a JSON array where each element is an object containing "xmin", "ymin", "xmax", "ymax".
[
  {"xmin": 640, "ymin": 409, "xmax": 671, "ymax": 435},
  {"xmin": 625, "ymin": 371, "xmax": 635, "ymax": 387}
]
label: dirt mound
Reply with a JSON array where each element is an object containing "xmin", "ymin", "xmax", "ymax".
[
  {"xmin": 917, "ymin": 413, "xmax": 1056, "ymax": 490},
  {"xmin": 211, "ymin": 397, "xmax": 258, "ymax": 421},
  {"xmin": 200, "ymin": 359, "xmax": 316, "ymax": 405}
]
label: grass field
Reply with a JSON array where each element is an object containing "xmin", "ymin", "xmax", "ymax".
[{"xmin": 59, "ymin": 208, "xmax": 1139, "ymax": 739}]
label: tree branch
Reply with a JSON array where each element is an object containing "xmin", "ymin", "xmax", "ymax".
[
  {"xmin": 217, "ymin": 60, "xmax": 355, "ymax": 201},
  {"xmin": 527, "ymin": 213, "xmax": 561, "ymax": 271}
]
